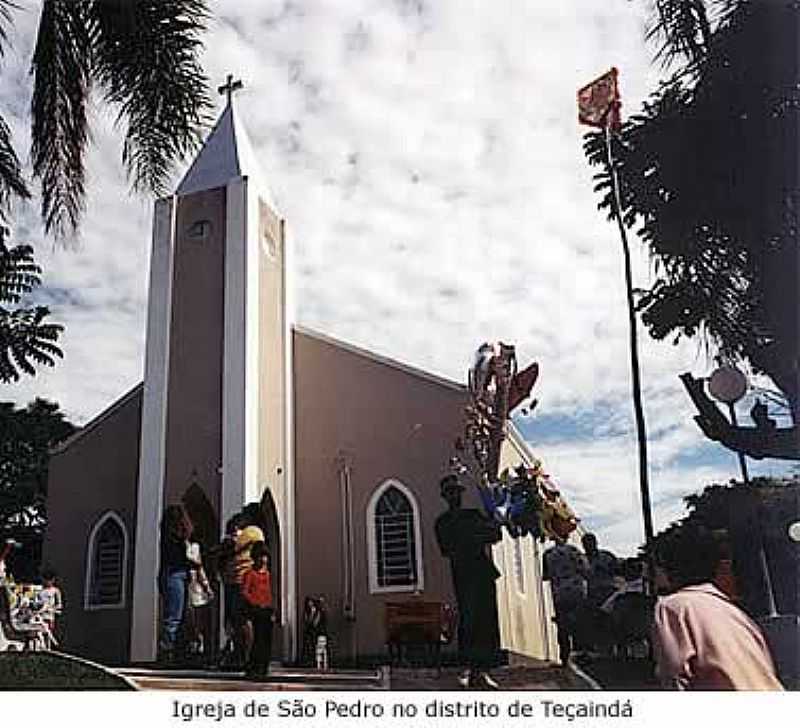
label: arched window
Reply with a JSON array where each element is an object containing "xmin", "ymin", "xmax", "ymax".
[
  {"xmin": 84, "ymin": 511, "xmax": 128, "ymax": 610},
  {"xmin": 366, "ymin": 480, "xmax": 424, "ymax": 594}
]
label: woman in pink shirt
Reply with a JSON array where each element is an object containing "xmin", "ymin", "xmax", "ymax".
[{"xmin": 653, "ymin": 526, "xmax": 783, "ymax": 690}]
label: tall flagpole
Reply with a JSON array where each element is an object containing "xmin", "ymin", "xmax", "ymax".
[{"xmin": 603, "ymin": 123, "xmax": 656, "ymax": 582}]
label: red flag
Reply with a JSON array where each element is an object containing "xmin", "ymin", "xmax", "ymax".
[{"xmin": 577, "ymin": 67, "xmax": 621, "ymax": 130}]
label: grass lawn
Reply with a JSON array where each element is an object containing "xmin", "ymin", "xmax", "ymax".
[{"xmin": 0, "ymin": 651, "xmax": 135, "ymax": 690}]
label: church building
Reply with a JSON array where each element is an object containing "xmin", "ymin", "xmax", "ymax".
[{"xmin": 44, "ymin": 90, "xmax": 570, "ymax": 667}]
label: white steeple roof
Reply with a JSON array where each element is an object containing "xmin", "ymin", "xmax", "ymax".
[{"xmin": 176, "ymin": 95, "xmax": 276, "ymax": 208}]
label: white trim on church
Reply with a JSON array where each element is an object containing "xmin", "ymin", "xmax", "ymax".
[
  {"xmin": 366, "ymin": 479, "xmax": 425, "ymax": 595},
  {"xmin": 221, "ymin": 175, "xmax": 250, "ymax": 517},
  {"xmin": 130, "ymin": 195, "xmax": 175, "ymax": 661}
]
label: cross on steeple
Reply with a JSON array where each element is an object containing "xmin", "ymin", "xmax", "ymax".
[{"xmin": 218, "ymin": 74, "xmax": 243, "ymax": 105}]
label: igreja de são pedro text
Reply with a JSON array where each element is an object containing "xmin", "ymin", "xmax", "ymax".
[{"xmin": 172, "ymin": 697, "xmax": 635, "ymax": 722}]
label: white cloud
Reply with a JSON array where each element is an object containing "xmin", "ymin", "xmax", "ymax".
[{"xmin": 0, "ymin": 0, "xmax": 791, "ymax": 553}]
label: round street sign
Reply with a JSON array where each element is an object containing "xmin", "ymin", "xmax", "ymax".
[
  {"xmin": 788, "ymin": 521, "xmax": 800, "ymax": 543},
  {"xmin": 708, "ymin": 366, "xmax": 748, "ymax": 404}
]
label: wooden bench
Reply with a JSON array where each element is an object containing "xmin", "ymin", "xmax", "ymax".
[{"xmin": 385, "ymin": 600, "xmax": 446, "ymax": 669}]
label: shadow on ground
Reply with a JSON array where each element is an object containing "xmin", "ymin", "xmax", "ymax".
[{"xmin": 574, "ymin": 656, "xmax": 657, "ymax": 690}]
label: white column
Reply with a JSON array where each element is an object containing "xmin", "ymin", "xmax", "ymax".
[
  {"xmin": 282, "ymin": 219, "xmax": 298, "ymax": 660},
  {"xmin": 130, "ymin": 196, "xmax": 175, "ymax": 662},
  {"xmin": 221, "ymin": 177, "xmax": 250, "ymax": 523},
  {"xmin": 244, "ymin": 177, "xmax": 261, "ymax": 506}
]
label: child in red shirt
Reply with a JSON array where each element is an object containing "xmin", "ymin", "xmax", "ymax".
[{"xmin": 240, "ymin": 540, "xmax": 273, "ymax": 678}]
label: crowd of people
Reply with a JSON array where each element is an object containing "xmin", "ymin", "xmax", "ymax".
[
  {"xmin": 433, "ymin": 470, "xmax": 658, "ymax": 690},
  {"xmin": 540, "ymin": 526, "xmax": 782, "ymax": 690},
  {"xmin": 542, "ymin": 531, "xmax": 649, "ymax": 665},
  {"xmin": 2, "ymin": 493, "xmax": 786, "ymax": 692},
  {"xmin": 0, "ymin": 539, "xmax": 63, "ymax": 650},
  {"xmin": 433, "ymin": 471, "xmax": 783, "ymax": 692},
  {"xmin": 157, "ymin": 503, "xmax": 274, "ymax": 680}
]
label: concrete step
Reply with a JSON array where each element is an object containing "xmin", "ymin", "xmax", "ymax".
[{"xmin": 116, "ymin": 665, "xmax": 388, "ymax": 691}]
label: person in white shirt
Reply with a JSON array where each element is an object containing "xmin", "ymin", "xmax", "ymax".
[
  {"xmin": 37, "ymin": 568, "xmax": 62, "ymax": 647},
  {"xmin": 185, "ymin": 541, "xmax": 214, "ymax": 662}
]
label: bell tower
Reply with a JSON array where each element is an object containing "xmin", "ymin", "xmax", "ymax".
[{"xmin": 130, "ymin": 78, "xmax": 293, "ymax": 662}]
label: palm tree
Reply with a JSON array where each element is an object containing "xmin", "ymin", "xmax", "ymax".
[
  {"xmin": 646, "ymin": 0, "xmax": 736, "ymax": 70},
  {"xmin": 0, "ymin": 1, "xmax": 212, "ymax": 380},
  {"xmin": 584, "ymin": 0, "xmax": 799, "ymax": 425},
  {"xmin": 2, "ymin": 0, "xmax": 212, "ymax": 237}
]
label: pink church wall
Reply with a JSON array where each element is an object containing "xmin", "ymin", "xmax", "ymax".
[
  {"xmin": 292, "ymin": 329, "xmax": 477, "ymax": 661},
  {"xmin": 43, "ymin": 386, "xmax": 142, "ymax": 665}
]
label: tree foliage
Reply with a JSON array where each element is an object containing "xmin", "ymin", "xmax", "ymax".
[
  {"xmin": 650, "ymin": 476, "xmax": 800, "ymax": 612},
  {"xmin": 0, "ymin": 227, "xmax": 62, "ymax": 382},
  {"xmin": 584, "ymin": 1, "xmax": 799, "ymax": 420},
  {"xmin": 0, "ymin": 398, "xmax": 75, "ymax": 538},
  {"xmin": 6, "ymin": 0, "xmax": 212, "ymax": 237},
  {"xmin": 652, "ymin": 478, "xmax": 769, "ymax": 553},
  {"xmin": 0, "ymin": 1, "xmax": 211, "ymax": 378}
]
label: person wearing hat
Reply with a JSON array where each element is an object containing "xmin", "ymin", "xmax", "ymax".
[{"xmin": 435, "ymin": 474, "xmax": 503, "ymax": 689}]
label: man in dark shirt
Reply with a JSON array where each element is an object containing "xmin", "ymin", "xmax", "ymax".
[
  {"xmin": 579, "ymin": 532, "xmax": 618, "ymax": 656},
  {"xmin": 582, "ymin": 532, "xmax": 618, "ymax": 607},
  {"xmin": 435, "ymin": 474, "xmax": 502, "ymax": 689}
]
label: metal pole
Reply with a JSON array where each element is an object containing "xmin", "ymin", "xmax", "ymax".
[
  {"xmin": 604, "ymin": 125, "xmax": 656, "ymax": 591},
  {"xmin": 728, "ymin": 402, "xmax": 778, "ymax": 617},
  {"xmin": 727, "ymin": 403, "xmax": 750, "ymax": 484}
]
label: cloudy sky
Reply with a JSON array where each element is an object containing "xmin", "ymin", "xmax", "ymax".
[{"xmin": 1, "ymin": 1, "xmax": 791, "ymax": 553}]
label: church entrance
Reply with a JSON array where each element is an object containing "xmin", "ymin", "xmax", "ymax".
[
  {"xmin": 182, "ymin": 483, "xmax": 220, "ymax": 664},
  {"xmin": 259, "ymin": 489, "xmax": 282, "ymax": 659}
]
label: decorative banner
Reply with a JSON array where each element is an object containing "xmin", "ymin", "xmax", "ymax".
[
  {"xmin": 451, "ymin": 342, "xmax": 577, "ymax": 540},
  {"xmin": 577, "ymin": 67, "xmax": 621, "ymax": 130}
]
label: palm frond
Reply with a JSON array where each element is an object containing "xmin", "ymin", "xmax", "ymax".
[
  {"xmin": 91, "ymin": 0, "xmax": 212, "ymax": 197},
  {"xmin": 0, "ymin": 0, "xmax": 20, "ymax": 59},
  {"xmin": 0, "ymin": 115, "xmax": 30, "ymax": 217},
  {"xmin": 648, "ymin": 0, "xmax": 742, "ymax": 70},
  {"xmin": 30, "ymin": 0, "xmax": 92, "ymax": 238}
]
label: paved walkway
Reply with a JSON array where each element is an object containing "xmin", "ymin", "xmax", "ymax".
[
  {"xmin": 390, "ymin": 664, "xmax": 593, "ymax": 691},
  {"xmin": 389, "ymin": 653, "xmax": 598, "ymax": 691}
]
